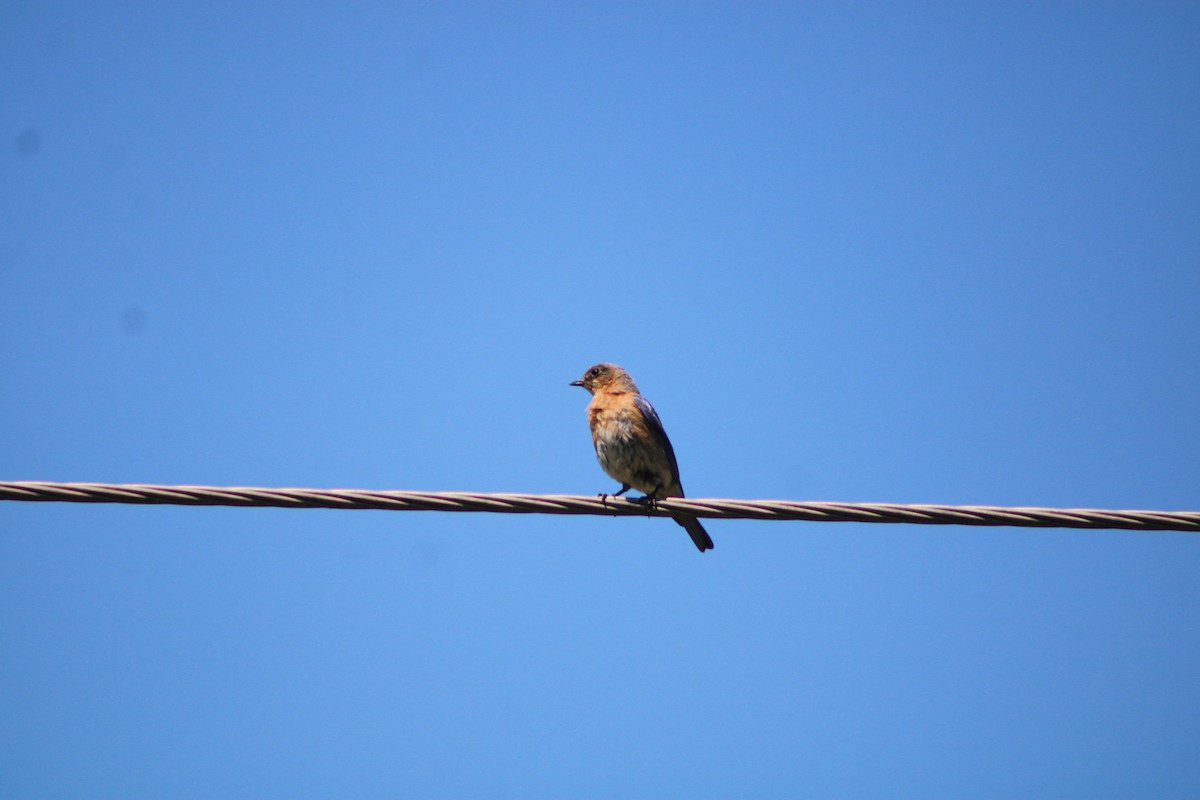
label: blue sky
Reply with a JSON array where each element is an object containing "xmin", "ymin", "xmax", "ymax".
[{"xmin": 3, "ymin": 2, "xmax": 1199, "ymax": 797}]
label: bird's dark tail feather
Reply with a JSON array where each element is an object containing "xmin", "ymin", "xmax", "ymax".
[{"xmin": 674, "ymin": 515, "xmax": 714, "ymax": 552}]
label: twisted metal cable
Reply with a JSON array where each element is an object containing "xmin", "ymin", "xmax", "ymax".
[{"xmin": 1, "ymin": 480, "xmax": 1198, "ymax": 532}]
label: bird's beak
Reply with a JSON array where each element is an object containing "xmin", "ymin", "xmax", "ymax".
[{"xmin": 569, "ymin": 380, "xmax": 584, "ymax": 387}]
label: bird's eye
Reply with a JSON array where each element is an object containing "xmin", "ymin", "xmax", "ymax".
[{"xmin": 589, "ymin": 367, "xmax": 602, "ymax": 377}]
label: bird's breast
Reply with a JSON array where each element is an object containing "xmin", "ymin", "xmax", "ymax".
[{"xmin": 587, "ymin": 402, "xmax": 667, "ymax": 493}]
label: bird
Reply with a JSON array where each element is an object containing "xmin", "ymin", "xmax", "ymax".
[{"xmin": 570, "ymin": 363, "xmax": 714, "ymax": 552}]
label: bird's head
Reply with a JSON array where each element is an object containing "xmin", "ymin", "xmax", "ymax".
[{"xmin": 570, "ymin": 363, "xmax": 637, "ymax": 395}]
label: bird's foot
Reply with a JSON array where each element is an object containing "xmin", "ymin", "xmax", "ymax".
[{"xmin": 598, "ymin": 485, "xmax": 632, "ymax": 506}]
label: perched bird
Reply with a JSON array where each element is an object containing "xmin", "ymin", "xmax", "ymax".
[{"xmin": 570, "ymin": 363, "xmax": 714, "ymax": 552}]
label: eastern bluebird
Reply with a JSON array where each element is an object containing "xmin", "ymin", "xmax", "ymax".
[{"xmin": 571, "ymin": 363, "xmax": 714, "ymax": 552}]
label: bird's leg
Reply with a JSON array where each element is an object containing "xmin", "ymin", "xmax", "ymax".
[
  {"xmin": 599, "ymin": 484, "xmax": 633, "ymax": 506},
  {"xmin": 630, "ymin": 485, "xmax": 663, "ymax": 509}
]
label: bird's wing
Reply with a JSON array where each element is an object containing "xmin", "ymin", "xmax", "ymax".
[{"xmin": 633, "ymin": 394, "xmax": 683, "ymax": 491}]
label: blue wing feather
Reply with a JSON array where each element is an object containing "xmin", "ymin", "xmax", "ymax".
[{"xmin": 633, "ymin": 394, "xmax": 682, "ymax": 490}]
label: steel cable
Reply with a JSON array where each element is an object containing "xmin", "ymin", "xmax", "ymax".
[{"xmin": 1, "ymin": 480, "xmax": 1198, "ymax": 532}]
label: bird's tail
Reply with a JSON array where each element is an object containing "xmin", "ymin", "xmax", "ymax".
[{"xmin": 674, "ymin": 515, "xmax": 714, "ymax": 552}]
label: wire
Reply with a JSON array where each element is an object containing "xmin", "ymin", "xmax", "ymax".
[{"xmin": 1, "ymin": 480, "xmax": 1197, "ymax": 532}]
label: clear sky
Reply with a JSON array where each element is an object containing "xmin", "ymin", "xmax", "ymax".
[{"xmin": 3, "ymin": 2, "xmax": 1199, "ymax": 797}]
